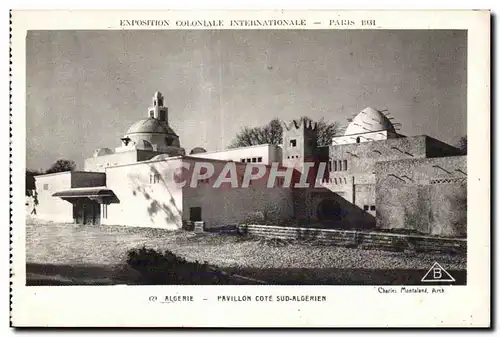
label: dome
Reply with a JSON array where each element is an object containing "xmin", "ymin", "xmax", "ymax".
[
  {"xmin": 126, "ymin": 118, "xmax": 177, "ymax": 136},
  {"xmin": 189, "ymin": 147, "xmax": 207, "ymax": 155},
  {"xmin": 93, "ymin": 148, "xmax": 113, "ymax": 157},
  {"xmin": 344, "ymin": 107, "xmax": 395, "ymax": 136}
]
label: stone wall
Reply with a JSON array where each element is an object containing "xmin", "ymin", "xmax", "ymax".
[
  {"xmin": 329, "ymin": 135, "xmax": 428, "ymax": 176},
  {"xmin": 237, "ymin": 224, "xmax": 467, "ymax": 254},
  {"xmin": 375, "ymin": 156, "xmax": 467, "ymax": 237}
]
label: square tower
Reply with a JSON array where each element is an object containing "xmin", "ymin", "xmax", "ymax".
[{"xmin": 282, "ymin": 119, "xmax": 318, "ymax": 172}]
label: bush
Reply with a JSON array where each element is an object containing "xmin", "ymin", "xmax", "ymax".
[{"xmin": 126, "ymin": 246, "xmax": 232, "ymax": 285}]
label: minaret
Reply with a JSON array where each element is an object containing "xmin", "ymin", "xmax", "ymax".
[{"xmin": 148, "ymin": 91, "xmax": 168, "ymax": 124}]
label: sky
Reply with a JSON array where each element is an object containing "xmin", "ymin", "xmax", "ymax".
[{"xmin": 26, "ymin": 29, "xmax": 467, "ymax": 171}]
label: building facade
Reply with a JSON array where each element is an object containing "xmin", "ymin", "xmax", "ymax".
[{"xmin": 32, "ymin": 92, "xmax": 467, "ymax": 237}]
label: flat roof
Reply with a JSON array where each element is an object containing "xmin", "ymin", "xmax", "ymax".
[
  {"xmin": 104, "ymin": 154, "xmax": 283, "ymax": 170},
  {"xmin": 34, "ymin": 170, "xmax": 106, "ymax": 178},
  {"xmin": 189, "ymin": 143, "xmax": 280, "ymax": 156}
]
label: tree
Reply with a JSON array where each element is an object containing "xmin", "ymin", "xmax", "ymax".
[
  {"xmin": 456, "ymin": 136, "xmax": 467, "ymax": 155},
  {"xmin": 25, "ymin": 169, "xmax": 41, "ymax": 196},
  {"xmin": 45, "ymin": 159, "xmax": 76, "ymax": 174},
  {"xmin": 229, "ymin": 117, "xmax": 340, "ymax": 148}
]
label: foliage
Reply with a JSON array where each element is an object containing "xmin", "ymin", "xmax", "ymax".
[
  {"xmin": 229, "ymin": 117, "xmax": 340, "ymax": 148},
  {"xmin": 45, "ymin": 159, "xmax": 76, "ymax": 174},
  {"xmin": 25, "ymin": 169, "xmax": 42, "ymax": 195},
  {"xmin": 456, "ymin": 136, "xmax": 467, "ymax": 155},
  {"xmin": 126, "ymin": 246, "xmax": 232, "ymax": 285}
]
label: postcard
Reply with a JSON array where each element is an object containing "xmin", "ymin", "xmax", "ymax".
[{"xmin": 10, "ymin": 9, "xmax": 490, "ymax": 327}]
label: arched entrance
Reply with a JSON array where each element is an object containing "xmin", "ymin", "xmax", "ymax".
[{"xmin": 317, "ymin": 199, "xmax": 342, "ymax": 221}]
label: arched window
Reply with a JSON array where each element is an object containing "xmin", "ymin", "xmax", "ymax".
[{"xmin": 356, "ymin": 137, "xmax": 361, "ymax": 143}]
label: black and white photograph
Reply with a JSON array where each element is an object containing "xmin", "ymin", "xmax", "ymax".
[
  {"xmin": 24, "ymin": 28, "xmax": 468, "ymax": 286},
  {"xmin": 10, "ymin": 9, "xmax": 490, "ymax": 328}
]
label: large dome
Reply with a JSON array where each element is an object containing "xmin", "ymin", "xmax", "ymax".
[
  {"xmin": 344, "ymin": 107, "xmax": 395, "ymax": 136},
  {"xmin": 126, "ymin": 118, "xmax": 177, "ymax": 136}
]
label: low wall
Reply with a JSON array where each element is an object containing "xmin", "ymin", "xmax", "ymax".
[{"xmin": 237, "ymin": 224, "xmax": 466, "ymax": 255}]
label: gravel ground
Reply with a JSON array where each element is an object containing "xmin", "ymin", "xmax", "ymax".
[{"xmin": 26, "ymin": 219, "xmax": 466, "ymax": 272}]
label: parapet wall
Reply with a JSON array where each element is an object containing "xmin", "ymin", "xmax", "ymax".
[{"xmin": 236, "ymin": 224, "xmax": 466, "ymax": 254}]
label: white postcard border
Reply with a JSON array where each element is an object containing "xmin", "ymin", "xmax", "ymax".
[{"xmin": 10, "ymin": 10, "xmax": 490, "ymax": 327}]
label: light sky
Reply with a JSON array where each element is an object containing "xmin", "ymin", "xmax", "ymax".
[{"xmin": 26, "ymin": 30, "xmax": 467, "ymax": 171}]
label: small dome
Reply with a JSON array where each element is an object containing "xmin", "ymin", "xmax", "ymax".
[
  {"xmin": 93, "ymin": 148, "xmax": 113, "ymax": 157},
  {"xmin": 126, "ymin": 118, "xmax": 177, "ymax": 136},
  {"xmin": 189, "ymin": 147, "xmax": 207, "ymax": 155},
  {"xmin": 344, "ymin": 107, "xmax": 395, "ymax": 136}
]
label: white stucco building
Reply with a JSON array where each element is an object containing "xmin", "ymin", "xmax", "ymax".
[{"xmin": 32, "ymin": 91, "xmax": 467, "ymax": 237}]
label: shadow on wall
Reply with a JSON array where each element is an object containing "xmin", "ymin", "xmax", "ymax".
[
  {"xmin": 293, "ymin": 187, "xmax": 376, "ymax": 231},
  {"xmin": 128, "ymin": 165, "xmax": 182, "ymax": 228}
]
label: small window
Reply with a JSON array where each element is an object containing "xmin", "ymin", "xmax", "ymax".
[
  {"xmin": 43, "ymin": 184, "xmax": 49, "ymax": 190},
  {"xmin": 343, "ymin": 160, "xmax": 348, "ymax": 171},
  {"xmin": 333, "ymin": 161, "xmax": 337, "ymax": 171},
  {"xmin": 356, "ymin": 137, "xmax": 361, "ymax": 143},
  {"xmin": 252, "ymin": 158, "xmax": 257, "ymax": 163},
  {"xmin": 247, "ymin": 158, "xmax": 251, "ymax": 163},
  {"xmin": 328, "ymin": 161, "xmax": 332, "ymax": 172},
  {"xmin": 338, "ymin": 160, "xmax": 343, "ymax": 171},
  {"xmin": 241, "ymin": 158, "xmax": 245, "ymax": 163},
  {"xmin": 363, "ymin": 205, "xmax": 369, "ymax": 211},
  {"xmin": 150, "ymin": 173, "xmax": 160, "ymax": 184},
  {"xmin": 370, "ymin": 205, "xmax": 376, "ymax": 211},
  {"xmin": 257, "ymin": 157, "xmax": 263, "ymax": 163},
  {"xmin": 290, "ymin": 139, "xmax": 297, "ymax": 147}
]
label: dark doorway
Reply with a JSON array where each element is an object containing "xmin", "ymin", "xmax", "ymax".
[
  {"xmin": 317, "ymin": 199, "xmax": 342, "ymax": 221},
  {"xmin": 190, "ymin": 207, "xmax": 202, "ymax": 222},
  {"xmin": 73, "ymin": 199, "xmax": 101, "ymax": 225}
]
